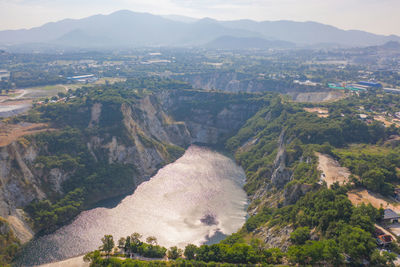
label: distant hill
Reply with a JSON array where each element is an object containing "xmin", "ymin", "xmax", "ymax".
[
  {"xmin": 220, "ymin": 20, "xmax": 400, "ymax": 47},
  {"xmin": 381, "ymin": 41, "xmax": 400, "ymax": 50},
  {"xmin": 205, "ymin": 36, "xmax": 294, "ymax": 49},
  {"xmin": 0, "ymin": 10, "xmax": 399, "ymax": 49}
]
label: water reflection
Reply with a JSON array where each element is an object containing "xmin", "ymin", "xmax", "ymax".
[{"xmin": 16, "ymin": 146, "xmax": 248, "ymax": 266}]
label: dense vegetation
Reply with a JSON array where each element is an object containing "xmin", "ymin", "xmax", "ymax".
[
  {"xmin": 221, "ymin": 91, "xmax": 400, "ymax": 265},
  {"xmin": 334, "ymin": 145, "xmax": 400, "ymax": 195},
  {"xmin": 226, "ymin": 96, "xmax": 392, "ymax": 196},
  {"xmin": 85, "ymin": 233, "xmax": 284, "ymax": 266}
]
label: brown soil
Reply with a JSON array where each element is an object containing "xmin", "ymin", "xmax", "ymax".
[
  {"xmin": 0, "ymin": 122, "xmax": 52, "ymax": 147},
  {"xmin": 304, "ymin": 107, "xmax": 329, "ymax": 118},
  {"xmin": 347, "ymin": 188, "xmax": 400, "ymax": 212},
  {"xmin": 316, "ymin": 153, "xmax": 350, "ymax": 188}
]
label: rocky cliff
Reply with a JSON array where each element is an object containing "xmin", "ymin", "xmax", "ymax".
[{"xmin": 0, "ymin": 89, "xmax": 263, "ymax": 245}]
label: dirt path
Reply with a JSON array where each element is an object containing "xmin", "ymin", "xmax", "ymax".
[
  {"xmin": 316, "ymin": 153, "xmax": 351, "ymax": 188},
  {"xmin": 0, "ymin": 89, "xmax": 26, "ymax": 103}
]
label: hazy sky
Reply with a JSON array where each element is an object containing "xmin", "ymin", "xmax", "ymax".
[{"xmin": 0, "ymin": 0, "xmax": 399, "ymax": 36}]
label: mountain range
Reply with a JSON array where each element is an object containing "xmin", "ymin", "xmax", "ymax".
[{"xmin": 0, "ymin": 10, "xmax": 399, "ymax": 49}]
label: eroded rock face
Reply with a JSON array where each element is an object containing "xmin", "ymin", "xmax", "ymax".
[
  {"xmin": 0, "ymin": 89, "xmax": 262, "ymax": 244},
  {"xmin": 158, "ymin": 90, "xmax": 262, "ymax": 145},
  {"xmin": 0, "ymin": 143, "xmax": 43, "ymax": 218},
  {"xmin": 255, "ymin": 225, "xmax": 293, "ymax": 251},
  {"xmin": 270, "ymin": 131, "xmax": 292, "ymax": 189}
]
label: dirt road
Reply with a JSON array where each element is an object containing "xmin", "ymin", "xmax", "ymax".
[{"xmin": 316, "ymin": 153, "xmax": 351, "ymax": 188}]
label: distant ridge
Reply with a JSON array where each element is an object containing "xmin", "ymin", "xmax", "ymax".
[
  {"xmin": 205, "ymin": 36, "xmax": 294, "ymax": 49},
  {"xmin": 0, "ymin": 10, "xmax": 399, "ymax": 49}
]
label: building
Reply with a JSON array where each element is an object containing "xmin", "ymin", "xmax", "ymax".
[
  {"xmin": 357, "ymin": 81, "xmax": 382, "ymax": 88},
  {"xmin": 328, "ymin": 83, "xmax": 367, "ymax": 92},
  {"xmin": 67, "ymin": 74, "xmax": 98, "ymax": 83},
  {"xmin": 383, "ymin": 209, "xmax": 400, "ymax": 224},
  {"xmin": 377, "ymin": 234, "xmax": 393, "ymax": 246}
]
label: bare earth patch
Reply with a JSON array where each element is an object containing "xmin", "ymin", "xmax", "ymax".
[
  {"xmin": 0, "ymin": 122, "xmax": 52, "ymax": 147},
  {"xmin": 304, "ymin": 107, "xmax": 329, "ymax": 118},
  {"xmin": 347, "ymin": 189, "xmax": 399, "ymax": 211},
  {"xmin": 316, "ymin": 153, "xmax": 350, "ymax": 188}
]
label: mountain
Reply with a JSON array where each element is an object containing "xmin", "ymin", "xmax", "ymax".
[
  {"xmin": 205, "ymin": 35, "xmax": 294, "ymax": 49},
  {"xmin": 0, "ymin": 10, "xmax": 399, "ymax": 49},
  {"xmin": 220, "ymin": 20, "xmax": 400, "ymax": 47}
]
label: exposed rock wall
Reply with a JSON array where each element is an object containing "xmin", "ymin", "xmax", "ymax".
[
  {"xmin": 158, "ymin": 90, "xmax": 262, "ymax": 144},
  {"xmin": 0, "ymin": 89, "xmax": 262, "ymax": 243}
]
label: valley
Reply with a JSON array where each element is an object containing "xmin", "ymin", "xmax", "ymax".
[{"xmin": 0, "ymin": 43, "xmax": 400, "ymax": 266}]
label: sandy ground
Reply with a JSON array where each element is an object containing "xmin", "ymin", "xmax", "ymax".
[
  {"xmin": 347, "ymin": 189, "xmax": 400, "ymax": 211},
  {"xmin": 38, "ymin": 256, "xmax": 89, "ymax": 267},
  {"xmin": 316, "ymin": 153, "xmax": 351, "ymax": 188},
  {"xmin": 304, "ymin": 107, "xmax": 329, "ymax": 118},
  {"xmin": 0, "ymin": 122, "xmax": 51, "ymax": 147}
]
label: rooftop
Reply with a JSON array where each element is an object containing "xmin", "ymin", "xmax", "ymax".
[{"xmin": 384, "ymin": 209, "xmax": 400, "ymax": 220}]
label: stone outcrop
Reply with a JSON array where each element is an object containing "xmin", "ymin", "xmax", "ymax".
[
  {"xmin": 270, "ymin": 130, "xmax": 292, "ymax": 189},
  {"xmin": 255, "ymin": 225, "xmax": 293, "ymax": 252}
]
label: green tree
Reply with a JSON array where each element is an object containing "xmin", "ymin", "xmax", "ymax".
[
  {"xmin": 118, "ymin": 237, "xmax": 126, "ymax": 248},
  {"xmin": 370, "ymin": 249, "xmax": 396, "ymax": 267},
  {"xmin": 290, "ymin": 227, "xmax": 310, "ymax": 245},
  {"xmin": 167, "ymin": 246, "xmax": 183, "ymax": 260},
  {"xmin": 184, "ymin": 244, "xmax": 198, "ymax": 260},
  {"xmin": 100, "ymin": 235, "xmax": 115, "ymax": 258},
  {"xmin": 338, "ymin": 226, "xmax": 376, "ymax": 264},
  {"xmin": 146, "ymin": 236, "xmax": 157, "ymax": 245}
]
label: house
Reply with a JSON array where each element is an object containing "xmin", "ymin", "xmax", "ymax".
[
  {"xmin": 383, "ymin": 209, "xmax": 400, "ymax": 223},
  {"xmin": 377, "ymin": 234, "xmax": 393, "ymax": 246}
]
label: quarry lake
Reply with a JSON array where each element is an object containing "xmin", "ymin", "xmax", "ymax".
[{"xmin": 16, "ymin": 146, "xmax": 248, "ymax": 266}]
